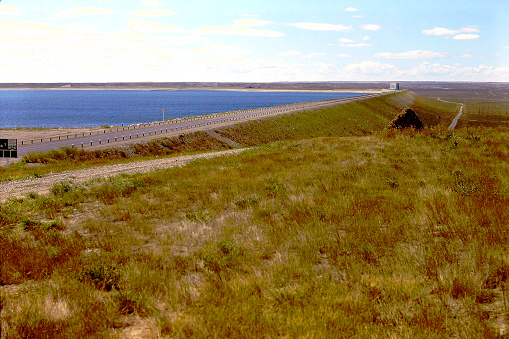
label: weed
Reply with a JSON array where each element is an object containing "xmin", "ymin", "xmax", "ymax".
[
  {"xmin": 50, "ymin": 180, "xmax": 74, "ymax": 197},
  {"xmin": 234, "ymin": 194, "xmax": 260, "ymax": 209},
  {"xmin": 263, "ymin": 178, "xmax": 286, "ymax": 198},
  {"xmin": 77, "ymin": 265, "xmax": 121, "ymax": 291},
  {"xmin": 201, "ymin": 239, "xmax": 242, "ymax": 285},
  {"xmin": 115, "ymin": 291, "xmax": 153, "ymax": 316},
  {"xmin": 32, "ymin": 170, "xmax": 43, "ymax": 178},
  {"xmin": 386, "ymin": 177, "xmax": 399, "ymax": 188},
  {"xmin": 26, "ymin": 192, "xmax": 39, "ymax": 199}
]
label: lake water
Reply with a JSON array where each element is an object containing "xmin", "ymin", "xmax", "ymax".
[{"xmin": 0, "ymin": 90, "xmax": 364, "ymax": 128}]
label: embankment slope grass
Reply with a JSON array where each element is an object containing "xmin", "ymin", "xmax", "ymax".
[{"xmin": 214, "ymin": 91, "xmax": 458, "ymax": 146}]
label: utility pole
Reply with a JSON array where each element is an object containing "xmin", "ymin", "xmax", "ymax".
[{"xmin": 162, "ymin": 108, "xmax": 165, "ymax": 122}]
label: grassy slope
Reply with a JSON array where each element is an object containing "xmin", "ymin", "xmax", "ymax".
[
  {"xmin": 214, "ymin": 91, "xmax": 458, "ymax": 146},
  {"xmin": 4, "ymin": 93, "xmax": 508, "ymax": 338}
]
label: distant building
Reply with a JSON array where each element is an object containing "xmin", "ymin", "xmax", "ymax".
[{"xmin": 390, "ymin": 82, "xmax": 400, "ymax": 90}]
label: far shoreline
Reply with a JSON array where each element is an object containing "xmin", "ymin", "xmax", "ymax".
[
  {"xmin": 0, "ymin": 87, "xmax": 381, "ymax": 94},
  {"xmin": 0, "ymin": 81, "xmax": 394, "ymax": 93}
]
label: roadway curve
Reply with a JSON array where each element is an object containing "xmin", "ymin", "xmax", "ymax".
[{"xmin": 17, "ymin": 93, "xmax": 383, "ymax": 157}]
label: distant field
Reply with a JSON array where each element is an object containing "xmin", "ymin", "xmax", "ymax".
[
  {"xmin": 414, "ymin": 88, "xmax": 509, "ymax": 128},
  {"xmin": 2, "ymin": 81, "xmax": 508, "ymax": 95}
]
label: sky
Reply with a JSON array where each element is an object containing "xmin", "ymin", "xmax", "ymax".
[{"xmin": 0, "ymin": 0, "xmax": 508, "ymax": 83}]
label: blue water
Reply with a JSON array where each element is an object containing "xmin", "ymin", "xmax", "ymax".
[{"xmin": 0, "ymin": 90, "xmax": 363, "ymax": 128}]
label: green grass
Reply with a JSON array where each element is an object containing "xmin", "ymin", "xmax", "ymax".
[
  {"xmin": 214, "ymin": 92, "xmax": 458, "ymax": 146},
  {"xmin": 0, "ymin": 124, "xmax": 508, "ymax": 337}
]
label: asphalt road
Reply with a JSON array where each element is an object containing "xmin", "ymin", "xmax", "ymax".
[
  {"xmin": 448, "ymin": 104, "xmax": 465, "ymax": 130},
  {"xmin": 16, "ymin": 93, "xmax": 382, "ymax": 157}
]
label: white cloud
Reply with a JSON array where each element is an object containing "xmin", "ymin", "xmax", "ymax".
[
  {"xmin": 65, "ymin": 23, "xmax": 99, "ymax": 32},
  {"xmin": 343, "ymin": 61, "xmax": 395, "ymax": 74},
  {"xmin": 0, "ymin": 5, "xmax": 22, "ymax": 15},
  {"xmin": 340, "ymin": 43, "xmax": 372, "ymax": 47},
  {"xmin": 362, "ymin": 36, "xmax": 371, "ymax": 41},
  {"xmin": 361, "ymin": 24, "xmax": 380, "ymax": 31},
  {"xmin": 127, "ymin": 19, "xmax": 183, "ymax": 33},
  {"xmin": 453, "ymin": 34, "xmax": 480, "ymax": 40},
  {"xmin": 56, "ymin": 7, "xmax": 113, "ymax": 18},
  {"xmin": 1, "ymin": 11, "xmax": 504, "ymax": 83},
  {"xmin": 278, "ymin": 50, "xmax": 301, "ymax": 56},
  {"xmin": 422, "ymin": 27, "xmax": 455, "ymax": 36},
  {"xmin": 422, "ymin": 27, "xmax": 480, "ymax": 37},
  {"xmin": 193, "ymin": 26, "xmax": 284, "ymax": 37},
  {"xmin": 290, "ymin": 22, "xmax": 353, "ymax": 31},
  {"xmin": 375, "ymin": 50, "xmax": 448, "ymax": 59},
  {"xmin": 495, "ymin": 66, "xmax": 509, "ymax": 73},
  {"xmin": 393, "ymin": 61, "xmax": 509, "ymax": 81},
  {"xmin": 302, "ymin": 53, "xmax": 325, "ymax": 59},
  {"xmin": 142, "ymin": 0, "xmax": 162, "ymax": 7},
  {"xmin": 345, "ymin": 7, "xmax": 359, "ymax": 12},
  {"xmin": 234, "ymin": 18, "xmax": 273, "ymax": 27},
  {"xmin": 0, "ymin": 18, "xmax": 65, "ymax": 39},
  {"xmin": 131, "ymin": 9, "xmax": 177, "ymax": 17}
]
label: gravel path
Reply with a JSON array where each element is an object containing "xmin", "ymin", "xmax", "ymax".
[{"xmin": 0, "ymin": 148, "xmax": 248, "ymax": 202}]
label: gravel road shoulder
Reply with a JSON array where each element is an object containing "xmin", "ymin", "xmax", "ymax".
[{"xmin": 0, "ymin": 148, "xmax": 248, "ymax": 202}]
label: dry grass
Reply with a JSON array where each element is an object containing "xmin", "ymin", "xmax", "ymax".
[{"xmin": 0, "ymin": 124, "xmax": 508, "ymax": 337}]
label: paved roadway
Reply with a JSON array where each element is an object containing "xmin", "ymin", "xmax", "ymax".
[
  {"xmin": 17, "ymin": 92, "xmax": 383, "ymax": 157},
  {"xmin": 448, "ymin": 104, "xmax": 465, "ymax": 130}
]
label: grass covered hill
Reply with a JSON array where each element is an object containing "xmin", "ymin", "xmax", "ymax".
[{"xmin": 1, "ymin": 92, "xmax": 508, "ymax": 337}]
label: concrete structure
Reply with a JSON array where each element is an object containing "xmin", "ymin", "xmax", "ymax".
[{"xmin": 390, "ymin": 82, "xmax": 400, "ymax": 90}]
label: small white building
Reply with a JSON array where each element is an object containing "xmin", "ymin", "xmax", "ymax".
[{"xmin": 390, "ymin": 82, "xmax": 400, "ymax": 90}]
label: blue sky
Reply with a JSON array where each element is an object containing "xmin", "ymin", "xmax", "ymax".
[{"xmin": 0, "ymin": 0, "xmax": 507, "ymax": 82}]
